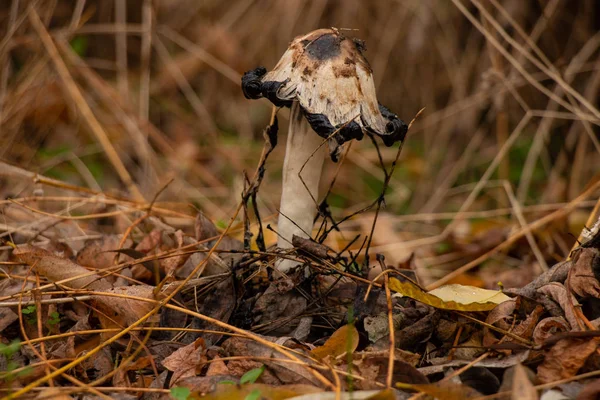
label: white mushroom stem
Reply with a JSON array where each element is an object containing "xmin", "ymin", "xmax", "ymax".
[{"xmin": 276, "ymin": 101, "xmax": 325, "ymax": 273}]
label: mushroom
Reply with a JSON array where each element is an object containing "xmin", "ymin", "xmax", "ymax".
[{"xmin": 242, "ymin": 28, "xmax": 408, "ymax": 272}]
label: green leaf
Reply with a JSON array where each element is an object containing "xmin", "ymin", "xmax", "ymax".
[
  {"xmin": 70, "ymin": 36, "xmax": 88, "ymax": 56},
  {"xmin": 218, "ymin": 380, "xmax": 237, "ymax": 385},
  {"xmin": 0, "ymin": 340, "xmax": 21, "ymax": 357},
  {"xmin": 169, "ymin": 386, "xmax": 190, "ymax": 400},
  {"xmin": 48, "ymin": 311, "xmax": 61, "ymax": 326},
  {"xmin": 244, "ymin": 389, "xmax": 262, "ymax": 400},
  {"xmin": 22, "ymin": 305, "xmax": 36, "ymax": 315},
  {"xmin": 240, "ymin": 366, "xmax": 265, "ymax": 385}
]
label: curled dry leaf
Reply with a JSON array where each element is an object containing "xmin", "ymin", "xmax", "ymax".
[
  {"xmin": 567, "ymin": 248, "xmax": 600, "ymax": 298},
  {"xmin": 537, "ymin": 283, "xmax": 580, "ymax": 331},
  {"xmin": 162, "ymin": 338, "xmax": 207, "ymax": 386},
  {"xmin": 532, "ymin": 317, "xmax": 570, "ymax": 345},
  {"xmin": 389, "ymin": 278, "xmax": 510, "ymax": 311}
]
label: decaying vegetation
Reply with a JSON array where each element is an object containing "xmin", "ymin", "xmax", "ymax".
[{"xmin": 1, "ymin": 1, "xmax": 600, "ymax": 399}]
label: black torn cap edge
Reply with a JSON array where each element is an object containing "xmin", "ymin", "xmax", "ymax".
[{"xmin": 241, "ymin": 67, "xmax": 408, "ymax": 157}]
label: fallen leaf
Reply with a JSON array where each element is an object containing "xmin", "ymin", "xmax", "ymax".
[
  {"xmin": 511, "ymin": 364, "xmax": 538, "ymax": 400},
  {"xmin": 14, "ymin": 246, "xmax": 111, "ymax": 291},
  {"xmin": 537, "ymin": 337, "xmax": 600, "ymax": 383},
  {"xmin": 310, "ymin": 324, "xmax": 359, "ymax": 361},
  {"xmin": 537, "ymin": 283, "xmax": 580, "ymax": 331},
  {"xmin": 199, "ymin": 383, "xmax": 321, "ymax": 400},
  {"xmin": 222, "ymin": 336, "xmax": 320, "ymax": 386},
  {"xmin": 162, "ymin": 338, "xmax": 207, "ymax": 386},
  {"xmin": 76, "ymin": 235, "xmax": 132, "ymax": 271},
  {"xmin": 206, "ymin": 356, "xmax": 230, "ymax": 377},
  {"xmin": 567, "ymin": 248, "xmax": 600, "ymax": 298},
  {"xmin": 389, "ymin": 279, "xmax": 510, "ymax": 311},
  {"xmin": 532, "ymin": 317, "xmax": 569, "ymax": 345},
  {"xmin": 576, "ymin": 378, "xmax": 600, "ymax": 400},
  {"xmin": 92, "ymin": 284, "xmax": 156, "ymax": 338},
  {"xmin": 395, "ymin": 380, "xmax": 481, "ymax": 399}
]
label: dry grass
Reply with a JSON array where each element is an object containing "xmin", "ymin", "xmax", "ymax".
[
  {"xmin": 1, "ymin": 1, "xmax": 600, "ymax": 398},
  {"xmin": 1, "ymin": 0, "xmax": 599, "ymax": 287}
]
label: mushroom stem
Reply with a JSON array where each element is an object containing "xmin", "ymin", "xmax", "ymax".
[{"xmin": 277, "ymin": 101, "xmax": 325, "ymax": 272}]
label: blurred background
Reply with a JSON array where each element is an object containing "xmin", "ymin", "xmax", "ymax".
[{"xmin": 1, "ymin": 0, "xmax": 599, "ymax": 287}]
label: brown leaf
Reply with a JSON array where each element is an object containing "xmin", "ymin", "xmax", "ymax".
[
  {"xmin": 195, "ymin": 212, "xmax": 219, "ymax": 242},
  {"xmin": 76, "ymin": 235, "xmax": 132, "ymax": 271},
  {"xmin": 484, "ymin": 299, "xmax": 517, "ymax": 347},
  {"xmin": 14, "ymin": 246, "xmax": 111, "ymax": 291},
  {"xmin": 198, "ymin": 383, "xmax": 321, "ymax": 400},
  {"xmin": 351, "ymin": 353, "xmax": 428, "ymax": 390},
  {"xmin": 112, "ymin": 356, "xmax": 152, "ymax": 388},
  {"xmin": 532, "ymin": 317, "xmax": 569, "ymax": 345},
  {"xmin": 577, "ymin": 378, "xmax": 600, "ymax": 400},
  {"xmin": 92, "ymin": 285, "xmax": 156, "ymax": 339},
  {"xmin": 205, "ymin": 356, "xmax": 230, "ymax": 377},
  {"xmin": 568, "ymin": 248, "xmax": 600, "ymax": 298},
  {"xmin": 510, "ymin": 364, "xmax": 538, "ymax": 400},
  {"xmin": 537, "ymin": 283, "xmax": 581, "ymax": 330},
  {"xmin": 162, "ymin": 338, "xmax": 207, "ymax": 386},
  {"xmin": 537, "ymin": 337, "xmax": 600, "ymax": 383},
  {"xmin": 311, "ymin": 324, "xmax": 359, "ymax": 361},
  {"xmin": 396, "ymin": 380, "xmax": 481, "ymax": 399},
  {"xmin": 222, "ymin": 335, "xmax": 320, "ymax": 386}
]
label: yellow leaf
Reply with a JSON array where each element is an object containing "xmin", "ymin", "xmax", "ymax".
[
  {"xmin": 310, "ymin": 324, "xmax": 359, "ymax": 361},
  {"xmin": 388, "ymin": 278, "xmax": 510, "ymax": 312}
]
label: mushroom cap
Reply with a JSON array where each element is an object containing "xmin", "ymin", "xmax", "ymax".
[{"xmin": 242, "ymin": 28, "xmax": 407, "ymax": 160}]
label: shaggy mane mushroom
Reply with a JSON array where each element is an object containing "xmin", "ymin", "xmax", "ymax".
[{"xmin": 242, "ymin": 28, "xmax": 408, "ymax": 272}]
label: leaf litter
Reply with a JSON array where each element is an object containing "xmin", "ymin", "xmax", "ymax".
[{"xmin": 1, "ymin": 2, "xmax": 600, "ymax": 400}]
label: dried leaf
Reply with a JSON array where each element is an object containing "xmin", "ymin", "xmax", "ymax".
[
  {"xmin": 537, "ymin": 337, "xmax": 600, "ymax": 383},
  {"xmin": 222, "ymin": 336, "xmax": 320, "ymax": 386},
  {"xmin": 395, "ymin": 380, "xmax": 481, "ymax": 399},
  {"xmin": 14, "ymin": 246, "xmax": 111, "ymax": 291},
  {"xmin": 200, "ymin": 383, "xmax": 321, "ymax": 400},
  {"xmin": 568, "ymin": 248, "xmax": 600, "ymax": 298},
  {"xmin": 389, "ymin": 278, "xmax": 510, "ymax": 311},
  {"xmin": 310, "ymin": 324, "xmax": 359, "ymax": 361},
  {"xmin": 91, "ymin": 285, "xmax": 156, "ymax": 340},
  {"xmin": 77, "ymin": 235, "xmax": 132, "ymax": 270},
  {"xmin": 537, "ymin": 283, "xmax": 580, "ymax": 331},
  {"xmin": 532, "ymin": 317, "xmax": 569, "ymax": 345},
  {"xmin": 206, "ymin": 356, "xmax": 230, "ymax": 377},
  {"xmin": 511, "ymin": 364, "xmax": 538, "ymax": 400},
  {"xmin": 162, "ymin": 338, "xmax": 207, "ymax": 386}
]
